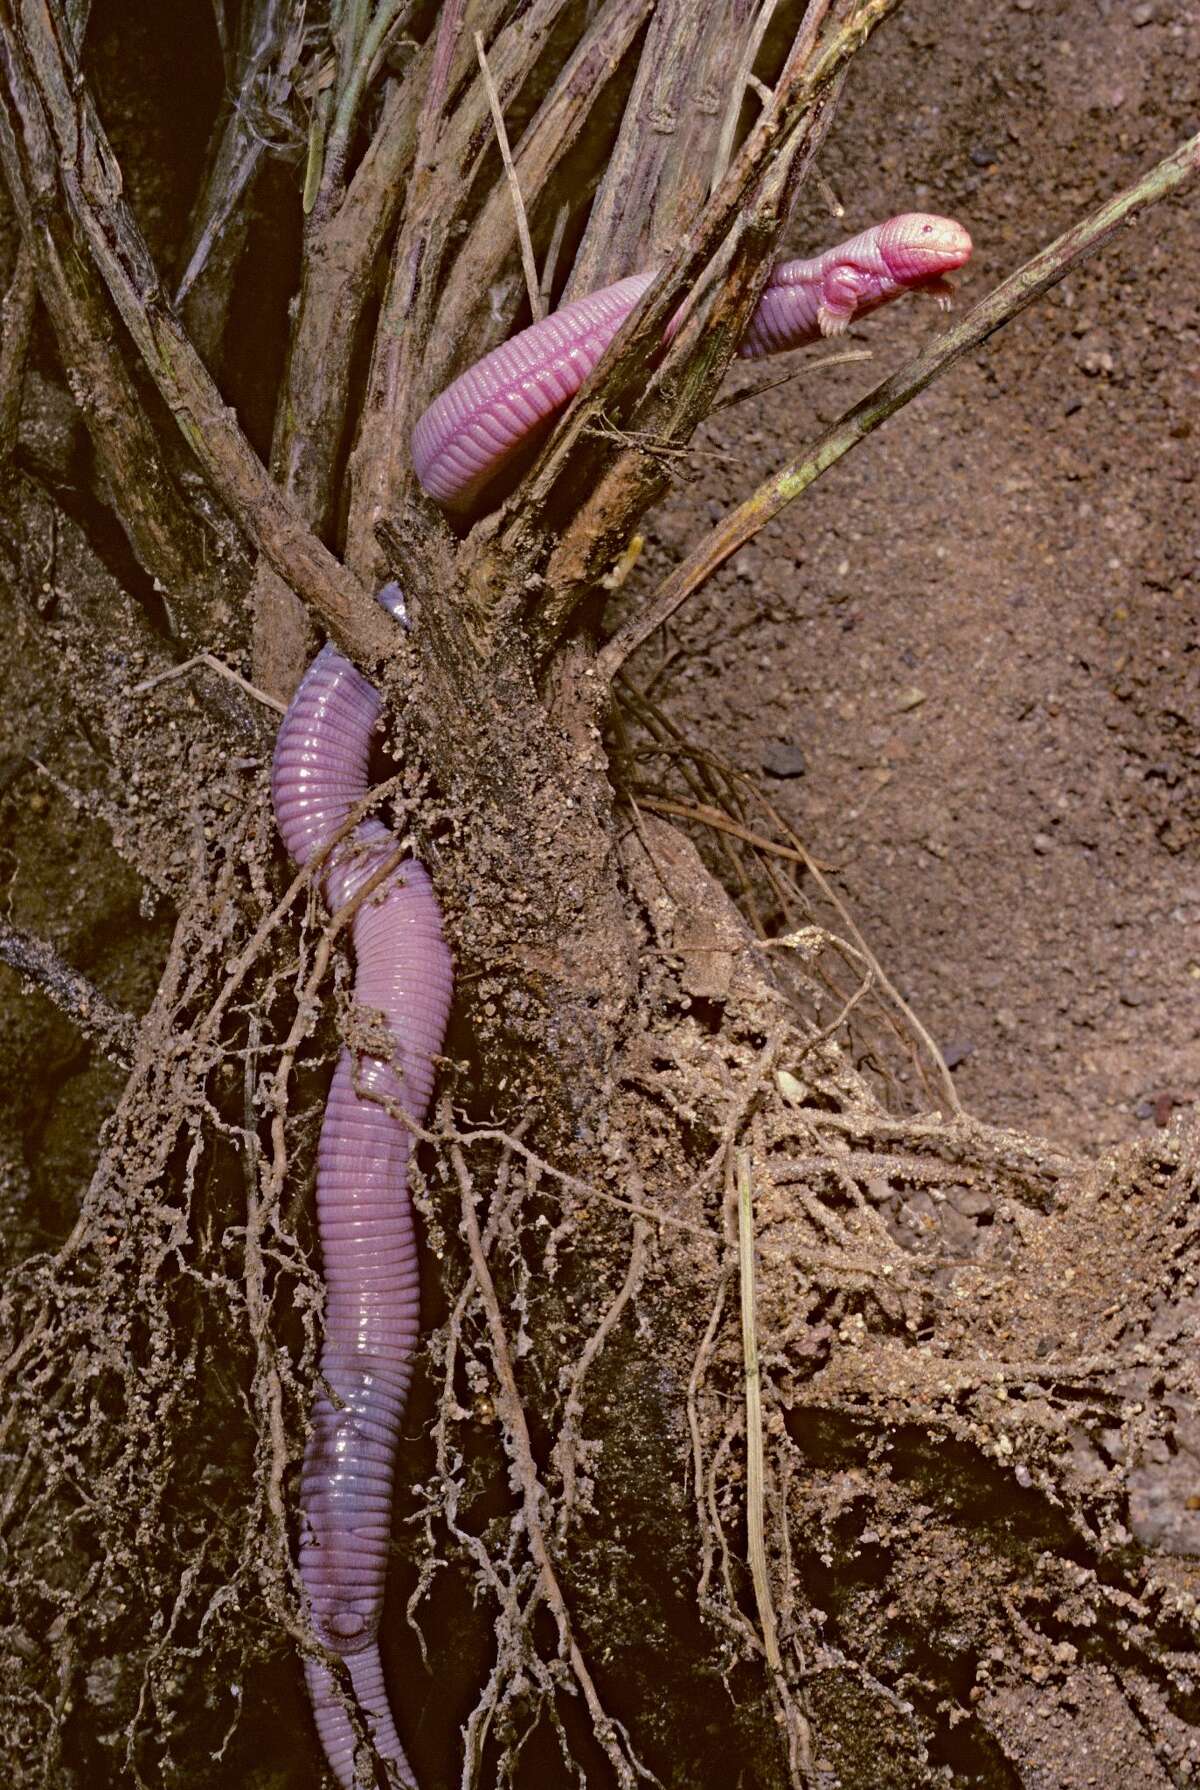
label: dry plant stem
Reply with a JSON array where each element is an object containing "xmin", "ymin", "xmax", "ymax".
[
  {"xmin": 709, "ymin": 0, "xmax": 787, "ymax": 193},
  {"xmin": 563, "ymin": 0, "xmax": 752, "ymax": 301},
  {"xmin": 634, "ymin": 789, "xmax": 962, "ymax": 1113},
  {"xmin": 251, "ymin": 14, "xmax": 448, "ymax": 691},
  {"xmin": 243, "ymin": 0, "xmax": 399, "ymax": 378},
  {"xmin": 633, "ymin": 792, "xmax": 816, "ymax": 872},
  {"xmin": 432, "ymin": 0, "xmax": 654, "ymax": 364},
  {"xmin": 0, "ymin": 0, "xmax": 393, "ymax": 671},
  {"xmin": 552, "ymin": 1215, "xmax": 651, "ymax": 1537},
  {"xmin": 496, "ymin": 0, "xmax": 903, "ymax": 623},
  {"xmin": 0, "ymin": 25, "xmax": 232, "ymax": 641},
  {"xmin": 539, "ymin": 201, "xmax": 570, "ymax": 306},
  {"xmin": 414, "ymin": 0, "xmax": 467, "ymax": 172},
  {"xmin": 737, "ymin": 1148, "xmax": 813, "ymax": 1785},
  {"xmin": 0, "ymin": 237, "xmax": 34, "ymax": 462},
  {"xmin": 0, "ymin": 917, "xmax": 137, "ymax": 1067},
  {"xmin": 449, "ymin": 1136, "xmax": 651, "ymax": 1789},
  {"xmin": 709, "ymin": 345, "xmax": 873, "ymax": 414},
  {"xmin": 131, "ymin": 652, "xmax": 288, "ymax": 715},
  {"xmin": 474, "ymin": 29, "xmax": 542, "ymax": 321},
  {"xmin": 600, "ymin": 126, "xmax": 1200, "ymax": 675},
  {"xmin": 736, "ymin": 1151, "xmax": 780, "ymax": 1674},
  {"xmin": 687, "ymin": 1252, "xmax": 734, "ymax": 1604},
  {"xmin": 346, "ymin": 0, "xmax": 575, "ymax": 576},
  {"xmin": 175, "ymin": 0, "xmax": 298, "ymax": 327}
]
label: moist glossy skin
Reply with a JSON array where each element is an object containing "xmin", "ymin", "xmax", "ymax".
[
  {"xmin": 411, "ymin": 212, "xmax": 972, "ymax": 511},
  {"xmin": 272, "ymin": 644, "xmax": 452, "ymax": 1788},
  {"xmin": 275, "ymin": 208, "xmax": 970, "ymax": 1788}
]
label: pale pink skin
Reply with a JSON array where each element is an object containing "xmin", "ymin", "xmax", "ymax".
[
  {"xmin": 412, "ymin": 211, "xmax": 972, "ymax": 511},
  {"xmin": 273, "ymin": 643, "xmax": 452, "ymax": 1789},
  {"xmin": 273, "ymin": 209, "xmax": 971, "ymax": 1788}
]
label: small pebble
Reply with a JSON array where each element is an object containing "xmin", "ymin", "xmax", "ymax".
[
  {"xmin": 1032, "ymin": 832, "xmax": 1052, "ymax": 854},
  {"xmin": 760, "ymin": 741, "xmax": 807, "ymax": 779},
  {"xmin": 895, "ymin": 686, "xmax": 927, "ymax": 713},
  {"xmin": 1131, "ymin": 2, "xmax": 1155, "ymax": 22},
  {"xmin": 941, "ymin": 1040, "xmax": 975, "ymax": 1070},
  {"xmin": 970, "ymin": 145, "xmax": 998, "ymax": 167}
]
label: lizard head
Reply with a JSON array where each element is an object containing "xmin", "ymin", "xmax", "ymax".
[{"xmin": 875, "ymin": 213, "xmax": 973, "ymax": 286}]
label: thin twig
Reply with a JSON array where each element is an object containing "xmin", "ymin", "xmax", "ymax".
[
  {"xmin": 737, "ymin": 1147, "xmax": 812, "ymax": 1785},
  {"xmin": 539, "ymin": 200, "xmax": 570, "ymax": 309},
  {"xmin": 131, "ymin": 652, "xmax": 288, "ymax": 715},
  {"xmin": 0, "ymin": 917, "xmax": 137, "ymax": 1066},
  {"xmin": 631, "ymin": 791, "xmax": 817, "ymax": 869},
  {"xmin": 709, "ymin": 0, "xmax": 785, "ymax": 192},
  {"xmin": 474, "ymin": 29, "xmax": 543, "ymax": 321},
  {"xmin": 737, "ymin": 1150, "xmax": 779, "ymax": 1672},
  {"xmin": 708, "ymin": 347, "xmax": 871, "ymax": 415},
  {"xmin": 600, "ymin": 128, "xmax": 1200, "ymax": 676},
  {"xmin": 449, "ymin": 1136, "xmax": 652, "ymax": 1788}
]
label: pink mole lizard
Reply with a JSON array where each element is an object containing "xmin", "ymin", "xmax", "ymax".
[
  {"xmin": 412, "ymin": 211, "xmax": 973, "ymax": 509},
  {"xmin": 273, "ymin": 209, "xmax": 972, "ymax": 1787}
]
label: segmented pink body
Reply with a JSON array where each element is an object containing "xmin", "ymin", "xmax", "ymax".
[
  {"xmin": 273, "ymin": 644, "xmax": 452, "ymax": 1788},
  {"xmin": 412, "ymin": 212, "xmax": 972, "ymax": 510},
  {"xmin": 274, "ymin": 210, "xmax": 970, "ymax": 1788}
]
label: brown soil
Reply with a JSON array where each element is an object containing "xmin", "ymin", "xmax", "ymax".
[{"xmin": 639, "ymin": 0, "xmax": 1199, "ymax": 1160}]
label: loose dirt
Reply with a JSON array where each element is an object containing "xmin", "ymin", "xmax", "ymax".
[{"xmin": 637, "ymin": 0, "xmax": 1198, "ymax": 1152}]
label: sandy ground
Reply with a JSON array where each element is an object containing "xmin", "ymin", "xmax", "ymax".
[{"xmin": 634, "ymin": 0, "xmax": 1199, "ymax": 1152}]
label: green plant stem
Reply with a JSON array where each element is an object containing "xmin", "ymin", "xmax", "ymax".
[
  {"xmin": 321, "ymin": 0, "xmax": 411, "ymax": 208},
  {"xmin": 600, "ymin": 127, "xmax": 1200, "ymax": 678}
]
